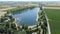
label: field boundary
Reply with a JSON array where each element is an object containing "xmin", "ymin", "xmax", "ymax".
[{"xmin": 45, "ymin": 11, "xmax": 51, "ymax": 34}]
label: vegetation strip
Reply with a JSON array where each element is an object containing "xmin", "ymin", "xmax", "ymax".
[{"xmin": 3, "ymin": 6, "xmax": 35, "ymax": 13}]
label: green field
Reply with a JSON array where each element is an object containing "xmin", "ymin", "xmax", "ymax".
[{"xmin": 45, "ymin": 9, "xmax": 60, "ymax": 34}]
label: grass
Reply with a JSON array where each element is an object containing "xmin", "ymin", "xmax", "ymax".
[{"xmin": 45, "ymin": 9, "xmax": 60, "ymax": 34}]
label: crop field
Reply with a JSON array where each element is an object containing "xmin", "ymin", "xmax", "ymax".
[{"xmin": 45, "ymin": 9, "xmax": 60, "ymax": 34}]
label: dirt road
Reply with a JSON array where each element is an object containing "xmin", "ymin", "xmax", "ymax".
[{"xmin": 44, "ymin": 7, "xmax": 60, "ymax": 9}]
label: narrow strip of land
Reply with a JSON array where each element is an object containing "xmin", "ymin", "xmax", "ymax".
[
  {"xmin": 44, "ymin": 7, "xmax": 60, "ymax": 9},
  {"xmin": 45, "ymin": 14, "xmax": 51, "ymax": 34}
]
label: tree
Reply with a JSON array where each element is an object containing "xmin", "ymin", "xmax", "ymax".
[
  {"xmin": 40, "ymin": 5, "xmax": 43, "ymax": 10},
  {"xmin": 41, "ymin": 24, "xmax": 47, "ymax": 34}
]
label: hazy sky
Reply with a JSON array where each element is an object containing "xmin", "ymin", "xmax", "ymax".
[{"xmin": 0, "ymin": 0, "xmax": 60, "ymax": 1}]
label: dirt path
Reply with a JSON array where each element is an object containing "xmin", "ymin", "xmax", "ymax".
[
  {"xmin": 45, "ymin": 12, "xmax": 51, "ymax": 34},
  {"xmin": 44, "ymin": 7, "xmax": 60, "ymax": 9}
]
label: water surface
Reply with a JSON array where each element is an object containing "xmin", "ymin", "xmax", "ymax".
[{"xmin": 12, "ymin": 8, "xmax": 40, "ymax": 26}]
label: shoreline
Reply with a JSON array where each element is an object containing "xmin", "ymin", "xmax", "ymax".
[
  {"xmin": 13, "ymin": 8, "xmax": 40, "ymax": 29},
  {"xmin": 28, "ymin": 8, "xmax": 40, "ymax": 28}
]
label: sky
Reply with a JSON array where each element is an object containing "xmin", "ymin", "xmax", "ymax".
[{"xmin": 0, "ymin": 0, "xmax": 60, "ymax": 1}]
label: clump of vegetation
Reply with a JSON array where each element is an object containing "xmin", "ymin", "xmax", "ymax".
[
  {"xmin": 22, "ymin": 24, "xmax": 28, "ymax": 30},
  {"xmin": 0, "ymin": 12, "xmax": 19, "ymax": 34}
]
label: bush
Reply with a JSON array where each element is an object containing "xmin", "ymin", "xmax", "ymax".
[{"xmin": 22, "ymin": 24, "xmax": 28, "ymax": 30}]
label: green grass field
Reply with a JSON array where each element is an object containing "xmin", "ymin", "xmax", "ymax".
[{"xmin": 45, "ymin": 9, "xmax": 60, "ymax": 34}]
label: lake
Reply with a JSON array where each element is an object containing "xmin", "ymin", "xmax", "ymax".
[{"xmin": 12, "ymin": 7, "xmax": 40, "ymax": 26}]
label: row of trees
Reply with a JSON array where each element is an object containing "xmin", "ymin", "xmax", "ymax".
[{"xmin": 38, "ymin": 6, "xmax": 47, "ymax": 34}]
